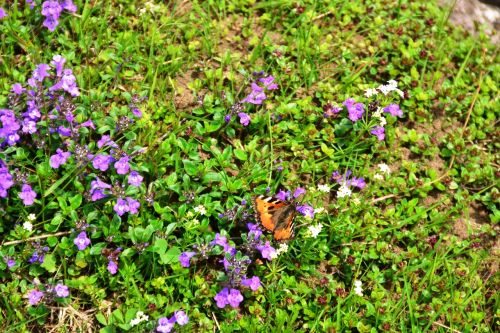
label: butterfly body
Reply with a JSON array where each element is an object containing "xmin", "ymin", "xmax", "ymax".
[{"xmin": 253, "ymin": 195, "xmax": 296, "ymax": 241}]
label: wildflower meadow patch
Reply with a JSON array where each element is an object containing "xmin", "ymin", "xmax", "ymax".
[{"xmin": 0, "ymin": 1, "xmax": 498, "ymax": 332}]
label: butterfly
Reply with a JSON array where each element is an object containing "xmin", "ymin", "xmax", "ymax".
[{"xmin": 253, "ymin": 195, "xmax": 297, "ymax": 241}]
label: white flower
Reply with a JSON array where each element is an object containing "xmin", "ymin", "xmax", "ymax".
[
  {"xmin": 372, "ymin": 107, "xmax": 383, "ymax": 118},
  {"xmin": 130, "ymin": 318, "xmax": 142, "ymax": 327},
  {"xmin": 379, "ymin": 117, "xmax": 387, "ymax": 127},
  {"xmin": 276, "ymin": 243, "xmax": 289, "ymax": 255},
  {"xmin": 23, "ymin": 221, "xmax": 33, "ymax": 232},
  {"xmin": 353, "ymin": 280, "xmax": 363, "ymax": 296},
  {"xmin": 27, "ymin": 213, "xmax": 36, "ymax": 221},
  {"xmin": 337, "ymin": 184, "xmax": 352, "ymax": 198},
  {"xmin": 377, "ymin": 80, "xmax": 404, "ymax": 97},
  {"xmin": 352, "ymin": 197, "xmax": 361, "ymax": 205},
  {"xmin": 317, "ymin": 184, "xmax": 331, "ymax": 193},
  {"xmin": 314, "ymin": 207, "xmax": 325, "ymax": 214},
  {"xmin": 130, "ymin": 311, "xmax": 149, "ymax": 327},
  {"xmin": 373, "ymin": 173, "xmax": 384, "ymax": 181},
  {"xmin": 364, "ymin": 88, "xmax": 378, "ymax": 98},
  {"xmin": 378, "ymin": 163, "xmax": 391, "ymax": 175},
  {"xmin": 194, "ymin": 205, "xmax": 206, "ymax": 215},
  {"xmin": 307, "ymin": 224, "xmax": 323, "ymax": 238}
]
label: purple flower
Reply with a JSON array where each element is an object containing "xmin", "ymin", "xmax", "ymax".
[
  {"xmin": 157, "ymin": 317, "xmax": 175, "ymax": 333},
  {"xmin": 92, "ymin": 154, "xmax": 112, "ymax": 171},
  {"xmin": 383, "ymin": 104, "xmax": 403, "ymax": 117},
  {"xmin": 276, "ymin": 190, "xmax": 290, "ymax": 201},
  {"xmin": 247, "ymin": 223, "xmax": 262, "ymax": 240},
  {"xmin": 11, "ymin": 83, "xmax": 25, "ymax": 95},
  {"xmin": 323, "ymin": 103, "xmax": 342, "ymax": 117},
  {"xmin": 238, "ymin": 112, "xmax": 251, "ymax": 126},
  {"xmin": 224, "ymin": 114, "xmax": 232, "ymax": 123},
  {"xmin": 214, "ymin": 287, "xmax": 229, "ymax": 308},
  {"xmin": 256, "ymin": 241, "xmax": 277, "ymax": 260},
  {"xmin": 51, "ymin": 55, "xmax": 66, "ymax": 77},
  {"xmin": 113, "ymin": 198, "xmax": 130, "ymax": 216},
  {"xmin": 370, "ymin": 126, "xmax": 385, "ymax": 141},
  {"xmin": 241, "ymin": 276, "xmax": 261, "ymax": 291},
  {"xmin": 49, "ymin": 148, "xmax": 71, "ymax": 168},
  {"xmin": 19, "ymin": 184, "xmax": 37, "ymax": 206},
  {"xmin": 126, "ymin": 197, "xmax": 140, "ymax": 214},
  {"xmin": 128, "ymin": 171, "xmax": 143, "ymax": 186},
  {"xmin": 130, "ymin": 107, "xmax": 142, "ymax": 118},
  {"xmin": 57, "ymin": 125, "xmax": 72, "ymax": 136},
  {"xmin": 54, "ymin": 284, "xmax": 69, "ymax": 297},
  {"xmin": 0, "ymin": 7, "xmax": 7, "ymax": 19},
  {"xmin": 114, "ymin": 156, "xmax": 130, "ymax": 175},
  {"xmin": 107, "ymin": 260, "xmax": 118, "ymax": 274},
  {"xmin": 6, "ymin": 258, "xmax": 16, "ymax": 268},
  {"xmin": 179, "ymin": 251, "xmax": 196, "ymax": 268},
  {"xmin": 259, "ymin": 75, "xmax": 278, "ymax": 90},
  {"xmin": 343, "ymin": 98, "xmax": 365, "ymax": 122},
  {"xmin": 0, "ymin": 167, "xmax": 14, "ymax": 198},
  {"xmin": 41, "ymin": 1, "xmax": 63, "ymax": 31},
  {"xmin": 50, "ymin": 69, "xmax": 80, "ymax": 96},
  {"xmin": 33, "ymin": 64, "xmax": 51, "ymax": 82},
  {"xmin": 97, "ymin": 135, "xmax": 117, "ymax": 148},
  {"xmin": 62, "ymin": 0, "xmax": 77, "ymax": 13},
  {"xmin": 22, "ymin": 119, "xmax": 37, "ymax": 134},
  {"xmin": 296, "ymin": 204, "xmax": 315, "ymax": 218},
  {"xmin": 174, "ymin": 310, "xmax": 189, "ymax": 326},
  {"xmin": 350, "ymin": 177, "xmax": 366, "ymax": 189},
  {"xmin": 28, "ymin": 250, "xmax": 45, "ymax": 264},
  {"xmin": 79, "ymin": 119, "xmax": 95, "ymax": 129},
  {"xmin": 227, "ymin": 288, "xmax": 244, "ymax": 308},
  {"xmin": 27, "ymin": 290, "xmax": 44, "ymax": 305},
  {"xmin": 293, "ymin": 187, "xmax": 306, "ymax": 198},
  {"xmin": 73, "ymin": 231, "xmax": 90, "ymax": 251},
  {"xmin": 242, "ymin": 83, "xmax": 267, "ymax": 105}
]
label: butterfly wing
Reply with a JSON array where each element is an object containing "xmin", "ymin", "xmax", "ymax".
[{"xmin": 253, "ymin": 195, "xmax": 295, "ymax": 240}]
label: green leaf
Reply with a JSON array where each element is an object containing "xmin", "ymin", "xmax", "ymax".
[
  {"xmin": 159, "ymin": 246, "xmax": 181, "ymax": 265},
  {"xmin": 41, "ymin": 254, "xmax": 57, "ymax": 273},
  {"xmin": 234, "ymin": 149, "xmax": 248, "ymax": 161}
]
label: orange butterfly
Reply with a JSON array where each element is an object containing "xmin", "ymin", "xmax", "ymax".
[{"xmin": 253, "ymin": 195, "xmax": 296, "ymax": 241}]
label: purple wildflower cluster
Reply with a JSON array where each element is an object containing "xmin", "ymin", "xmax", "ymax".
[
  {"xmin": 322, "ymin": 81, "xmax": 404, "ymax": 142},
  {"xmin": 225, "ymin": 72, "xmax": 279, "ymax": 127},
  {"xmin": 156, "ymin": 310, "xmax": 188, "ymax": 332},
  {"xmin": 28, "ymin": 242, "xmax": 50, "ymax": 264},
  {"xmin": 1, "ymin": 55, "xmax": 146, "ymax": 219},
  {"xmin": 331, "ymin": 170, "xmax": 366, "ymax": 190},
  {"xmin": 36, "ymin": 1, "xmax": 77, "ymax": 31},
  {"xmin": 27, "ymin": 282, "xmax": 70, "ymax": 306}
]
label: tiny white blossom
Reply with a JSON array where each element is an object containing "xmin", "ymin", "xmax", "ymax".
[
  {"xmin": 314, "ymin": 207, "xmax": 325, "ymax": 214},
  {"xmin": 353, "ymin": 280, "xmax": 363, "ymax": 296},
  {"xmin": 194, "ymin": 205, "xmax": 207, "ymax": 215},
  {"xmin": 379, "ymin": 116, "xmax": 387, "ymax": 127},
  {"xmin": 23, "ymin": 221, "xmax": 33, "ymax": 232},
  {"xmin": 372, "ymin": 107, "xmax": 383, "ymax": 118},
  {"xmin": 130, "ymin": 318, "xmax": 142, "ymax": 327},
  {"xmin": 373, "ymin": 173, "xmax": 384, "ymax": 181},
  {"xmin": 377, "ymin": 80, "xmax": 403, "ymax": 97},
  {"xmin": 364, "ymin": 88, "xmax": 378, "ymax": 98},
  {"xmin": 307, "ymin": 224, "xmax": 323, "ymax": 238},
  {"xmin": 276, "ymin": 243, "xmax": 289, "ymax": 255},
  {"xmin": 317, "ymin": 184, "xmax": 331, "ymax": 193},
  {"xmin": 337, "ymin": 184, "xmax": 352, "ymax": 198},
  {"xmin": 378, "ymin": 163, "xmax": 391, "ymax": 175},
  {"xmin": 27, "ymin": 213, "xmax": 36, "ymax": 221},
  {"xmin": 130, "ymin": 311, "xmax": 149, "ymax": 327}
]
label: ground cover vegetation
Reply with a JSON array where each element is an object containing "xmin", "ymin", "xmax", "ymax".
[{"xmin": 0, "ymin": 0, "xmax": 498, "ymax": 332}]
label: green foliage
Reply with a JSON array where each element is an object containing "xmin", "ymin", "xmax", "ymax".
[{"xmin": 0, "ymin": 0, "xmax": 498, "ymax": 332}]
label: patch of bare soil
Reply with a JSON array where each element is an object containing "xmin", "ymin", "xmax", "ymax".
[{"xmin": 174, "ymin": 70, "xmax": 198, "ymax": 111}]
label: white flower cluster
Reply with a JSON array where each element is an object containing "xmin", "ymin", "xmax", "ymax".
[
  {"xmin": 194, "ymin": 205, "xmax": 207, "ymax": 215},
  {"xmin": 317, "ymin": 184, "xmax": 331, "ymax": 193},
  {"xmin": 372, "ymin": 107, "xmax": 387, "ymax": 127},
  {"xmin": 276, "ymin": 243, "xmax": 289, "ymax": 256},
  {"xmin": 364, "ymin": 80, "xmax": 404, "ymax": 99},
  {"xmin": 353, "ymin": 280, "xmax": 363, "ymax": 296},
  {"xmin": 373, "ymin": 163, "xmax": 391, "ymax": 181},
  {"xmin": 307, "ymin": 224, "xmax": 323, "ymax": 238},
  {"xmin": 23, "ymin": 213, "xmax": 36, "ymax": 231},
  {"xmin": 337, "ymin": 184, "xmax": 352, "ymax": 198},
  {"xmin": 130, "ymin": 311, "xmax": 149, "ymax": 327}
]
